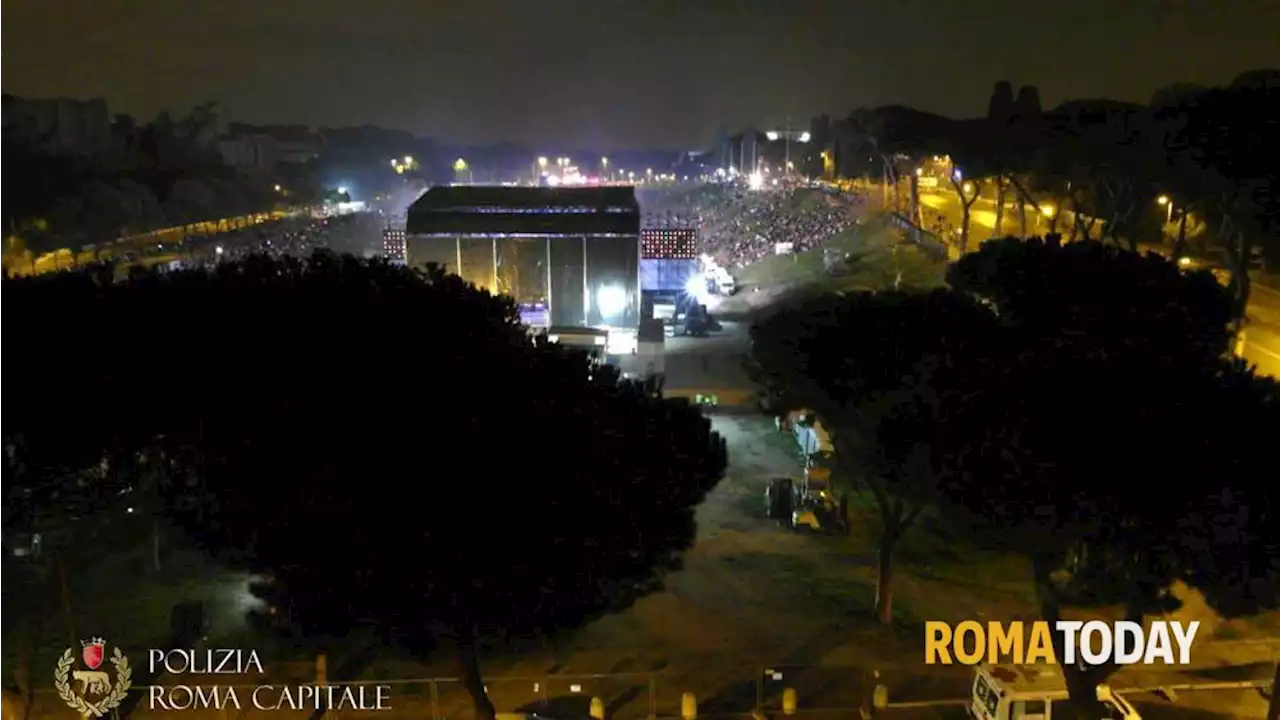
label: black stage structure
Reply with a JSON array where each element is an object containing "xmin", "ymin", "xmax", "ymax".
[{"xmin": 406, "ymin": 186, "xmax": 641, "ymax": 330}]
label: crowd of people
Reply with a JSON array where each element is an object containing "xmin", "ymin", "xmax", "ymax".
[
  {"xmin": 137, "ymin": 184, "xmax": 865, "ymax": 277},
  {"xmin": 180, "ymin": 212, "xmax": 382, "ymax": 268},
  {"xmin": 638, "ymin": 183, "xmax": 866, "ymax": 268}
]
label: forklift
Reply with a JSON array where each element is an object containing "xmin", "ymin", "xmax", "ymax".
[{"xmin": 671, "ymin": 303, "xmax": 721, "ymax": 337}]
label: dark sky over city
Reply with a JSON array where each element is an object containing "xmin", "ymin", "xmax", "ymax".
[{"xmin": 4, "ymin": 0, "xmax": 1278, "ymax": 150}]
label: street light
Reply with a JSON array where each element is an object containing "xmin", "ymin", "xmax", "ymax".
[
  {"xmin": 404, "ymin": 156, "xmax": 414, "ymax": 165},
  {"xmin": 601, "ymin": 156, "xmax": 609, "ymax": 181},
  {"xmin": 454, "ymin": 158, "xmax": 473, "ymax": 184},
  {"xmin": 1157, "ymin": 195, "xmax": 1173, "ymax": 223}
]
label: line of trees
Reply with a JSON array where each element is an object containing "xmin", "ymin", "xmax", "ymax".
[
  {"xmin": 2, "ymin": 104, "xmax": 294, "ymax": 268},
  {"xmin": 830, "ymin": 70, "xmax": 1278, "ymax": 319},
  {"xmin": 3, "ymin": 253, "xmax": 728, "ymax": 720},
  {"xmin": 750, "ymin": 236, "xmax": 1279, "ymax": 713}
]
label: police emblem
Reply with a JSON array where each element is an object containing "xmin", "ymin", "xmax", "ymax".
[{"xmin": 54, "ymin": 638, "xmax": 132, "ymax": 717}]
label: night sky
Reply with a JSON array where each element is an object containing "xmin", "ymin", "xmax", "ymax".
[{"xmin": 4, "ymin": 0, "xmax": 1277, "ymax": 150}]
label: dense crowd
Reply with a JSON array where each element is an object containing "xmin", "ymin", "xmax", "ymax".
[
  {"xmin": 181, "ymin": 213, "xmax": 382, "ymax": 267},
  {"xmin": 638, "ymin": 183, "xmax": 865, "ymax": 268}
]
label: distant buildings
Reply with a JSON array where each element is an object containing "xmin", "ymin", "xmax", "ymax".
[
  {"xmin": 216, "ymin": 136, "xmax": 279, "ymax": 171},
  {"xmin": 217, "ymin": 125, "xmax": 322, "ymax": 173},
  {"xmin": 2, "ymin": 95, "xmax": 111, "ymax": 153}
]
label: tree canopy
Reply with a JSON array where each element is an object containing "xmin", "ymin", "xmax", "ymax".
[
  {"xmin": 948, "ymin": 236, "xmax": 1236, "ymax": 372},
  {"xmin": 843, "ymin": 72, "xmax": 1280, "ymax": 294},
  {"xmin": 2, "ymin": 105, "xmax": 283, "ymax": 267},
  {"xmin": 751, "ymin": 237, "xmax": 1280, "ymax": 710},
  {"xmin": 4, "ymin": 253, "xmax": 728, "ymax": 720},
  {"xmin": 750, "ymin": 288, "xmax": 1010, "ymax": 624},
  {"xmin": 934, "ymin": 239, "xmax": 1277, "ymax": 706}
]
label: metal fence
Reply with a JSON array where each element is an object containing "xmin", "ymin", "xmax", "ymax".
[
  {"xmin": 9, "ymin": 642, "xmax": 1277, "ymax": 720},
  {"xmin": 883, "ymin": 213, "xmax": 950, "ymax": 263},
  {"xmin": 8, "ymin": 664, "xmax": 965, "ymax": 720}
]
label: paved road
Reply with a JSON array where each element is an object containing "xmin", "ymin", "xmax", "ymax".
[
  {"xmin": 920, "ymin": 190, "xmax": 1280, "ymax": 377},
  {"xmin": 1243, "ymin": 284, "xmax": 1280, "ymax": 377}
]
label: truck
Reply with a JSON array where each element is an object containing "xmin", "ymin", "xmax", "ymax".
[
  {"xmin": 773, "ymin": 410, "xmax": 844, "ymax": 533},
  {"xmin": 969, "ymin": 663, "xmax": 1141, "ymax": 720},
  {"xmin": 545, "ymin": 326, "xmax": 610, "ymax": 364}
]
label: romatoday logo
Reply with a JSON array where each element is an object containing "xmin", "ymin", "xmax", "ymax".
[{"xmin": 54, "ymin": 638, "xmax": 134, "ymax": 717}]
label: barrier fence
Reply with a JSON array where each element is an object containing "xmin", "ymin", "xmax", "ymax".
[
  {"xmin": 8, "ymin": 656, "xmax": 1277, "ymax": 720},
  {"xmin": 6, "ymin": 663, "xmax": 968, "ymax": 720}
]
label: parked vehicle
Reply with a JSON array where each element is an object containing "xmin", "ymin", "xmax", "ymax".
[
  {"xmin": 765, "ymin": 478, "xmax": 795, "ymax": 520},
  {"xmin": 969, "ymin": 663, "xmax": 1140, "ymax": 720},
  {"xmin": 791, "ymin": 489, "xmax": 845, "ymax": 534}
]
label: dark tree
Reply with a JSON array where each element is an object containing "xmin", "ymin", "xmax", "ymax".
[
  {"xmin": 948, "ymin": 236, "xmax": 1235, "ymax": 374},
  {"xmin": 925, "ymin": 237, "xmax": 1278, "ymax": 711},
  {"xmin": 750, "ymin": 289, "xmax": 1005, "ymax": 624},
  {"xmin": 0, "ymin": 251, "xmax": 727, "ymax": 717},
  {"xmin": 4, "ymin": 253, "xmax": 727, "ymax": 720},
  {"xmin": 986, "ymin": 81, "xmax": 1015, "ymax": 123}
]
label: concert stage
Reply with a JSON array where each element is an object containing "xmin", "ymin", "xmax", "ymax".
[{"xmin": 405, "ymin": 186, "xmax": 641, "ymax": 330}]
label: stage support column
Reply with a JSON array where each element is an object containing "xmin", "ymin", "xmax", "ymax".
[{"xmin": 582, "ymin": 235, "xmax": 590, "ymax": 326}]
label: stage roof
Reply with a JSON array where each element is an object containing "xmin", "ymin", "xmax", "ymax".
[{"xmin": 407, "ymin": 186, "xmax": 641, "ymax": 236}]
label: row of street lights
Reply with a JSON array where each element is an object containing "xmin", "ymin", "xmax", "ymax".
[
  {"xmin": 390, "ymin": 156, "xmax": 417, "ymax": 174},
  {"xmin": 913, "ymin": 157, "xmax": 1180, "ymax": 227},
  {"xmin": 392, "ymin": 153, "xmax": 661, "ymax": 186}
]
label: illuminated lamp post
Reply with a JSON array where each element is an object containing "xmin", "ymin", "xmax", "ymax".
[{"xmin": 454, "ymin": 158, "xmax": 473, "ymax": 184}]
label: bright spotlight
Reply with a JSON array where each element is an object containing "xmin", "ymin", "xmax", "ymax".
[
  {"xmin": 766, "ymin": 132, "xmax": 779, "ymax": 141},
  {"xmin": 685, "ymin": 273, "xmax": 708, "ymax": 297},
  {"xmin": 337, "ymin": 186, "xmax": 348, "ymax": 194},
  {"xmin": 799, "ymin": 132, "xmax": 811, "ymax": 142},
  {"xmin": 597, "ymin": 285, "xmax": 626, "ymax": 318},
  {"xmin": 748, "ymin": 172, "xmax": 765, "ymax": 190}
]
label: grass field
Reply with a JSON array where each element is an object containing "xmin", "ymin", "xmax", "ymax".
[
  {"xmin": 733, "ymin": 218, "xmax": 946, "ymax": 293},
  {"xmin": 1, "ymin": 514, "xmax": 319, "ymax": 685}
]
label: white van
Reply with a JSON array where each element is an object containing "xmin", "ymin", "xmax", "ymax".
[{"xmin": 969, "ymin": 663, "xmax": 1140, "ymax": 720}]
